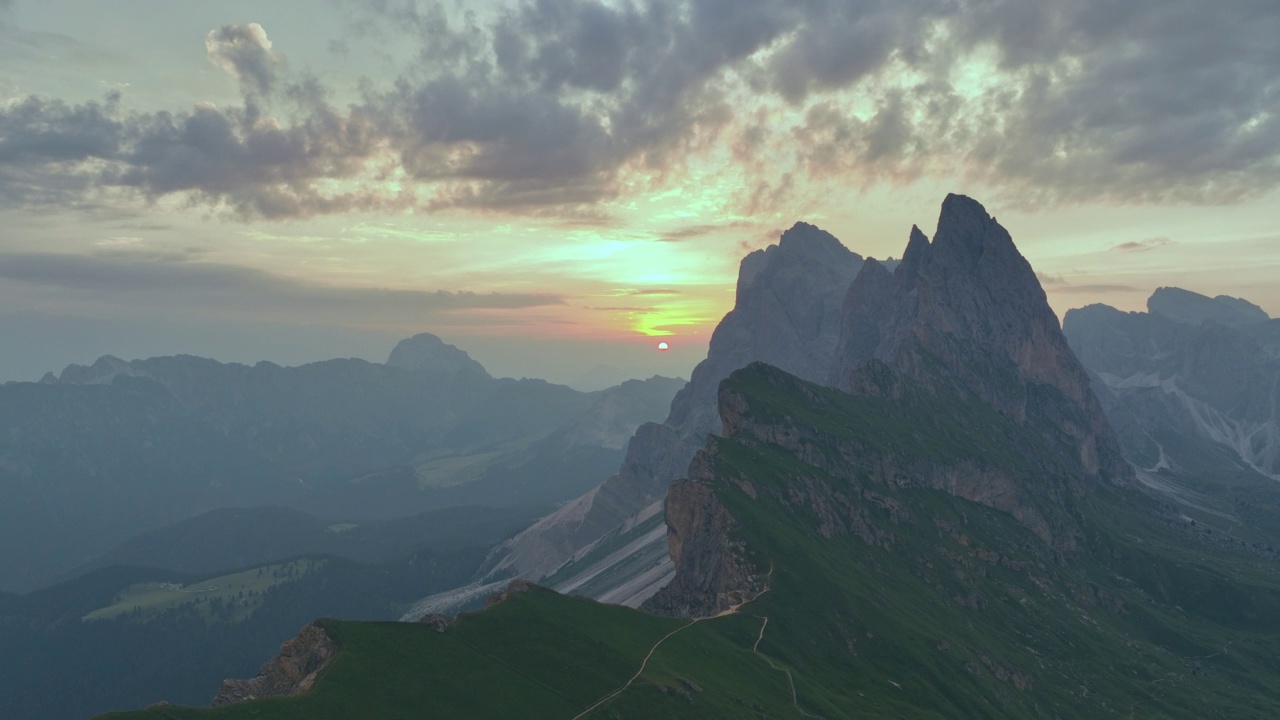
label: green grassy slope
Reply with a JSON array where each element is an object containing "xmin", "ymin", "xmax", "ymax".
[
  {"xmin": 101, "ymin": 365, "xmax": 1280, "ymax": 719},
  {"xmin": 83, "ymin": 559, "xmax": 323, "ymax": 622}
]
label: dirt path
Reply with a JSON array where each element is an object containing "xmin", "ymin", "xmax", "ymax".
[
  {"xmin": 749, "ymin": 615, "xmax": 825, "ymax": 719},
  {"xmin": 568, "ymin": 619, "xmax": 701, "ymax": 720},
  {"xmin": 570, "ymin": 569, "xmax": 774, "ymax": 719}
]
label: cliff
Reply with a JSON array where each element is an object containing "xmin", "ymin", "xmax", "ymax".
[
  {"xmin": 212, "ymin": 622, "xmax": 336, "ymax": 707},
  {"xmin": 493, "ymin": 222, "xmax": 863, "ymax": 582},
  {"xmin": 832, "ymin": 195, "xmax": 1129, "ymax": 489}
]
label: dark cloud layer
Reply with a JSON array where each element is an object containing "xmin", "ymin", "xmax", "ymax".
[{"xmin": 2, "ymin": 1, "xmax": 1277, "ymax": 219}]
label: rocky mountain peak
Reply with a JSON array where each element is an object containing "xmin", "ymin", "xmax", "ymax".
[
  {"xmin": 490, "ymin": 196, "xmax": 1130, "ymax": 607},
  {"xmin": 933, "ymin": 192, "xmax": 1000, "ymax": 254},
  {"xmin": 896, "ymin": 224, "xmax": 931, "ymax": 279},
  {"xmin": 831, "ymin": 194, "xmax": 1132, "ymax": 528},
  {"xmin": 776, "ymin": 221, "xmax": 851, "ymax": 260},
  {"xmin": 385, "ymin": 333, "xmax": 489, "ymax": 376},
  {"xmin": 666, "ymin": 222, "xmax": 862, "ymax": 437},
  {"xmin": 1148, "ymin": 286, "xmax": 1270, "ymax": 327}
]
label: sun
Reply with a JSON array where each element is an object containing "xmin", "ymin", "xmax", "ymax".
[{"xmin": 657, "ymin": 342, "xmax": 669, "ymax": 351}]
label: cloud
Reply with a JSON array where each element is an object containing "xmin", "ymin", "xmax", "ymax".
[
  {"xmin": 0, "ymin": 251, "xmax": 563, "ymax": 324},
  {"xmin": 1112, "ymin": 237, "xmax": 1173, "ymax": 253},
  {"xmin": 5, "ymin": 1, "xmax": 1280, "ymax": 218},
  {"xmin": 205, "ymin": 23, "xmax": 280, "ymax": 97},
  {"xmin": 625, "ymin": 289, "xmax": 681, "ymax": 296},
  {"xmin": 1037, "ymin": 270, "xmax": 1138, "ymax": 294},
  {"xmin": 608, "ymin": 288, "xmax": 681, "ymax": 297},
  {"xmin": 655, "ymin": 223, "xmax": 751, "ymax": 242},
  {"xmin": 0, "ymin": 92, "xmax": 389, "ymax": 219},
  {"xmin": 1052, "ymin": 283, "xmax": 1141, "ymax": 294},
  {"xmin": 1036, "ymin": 271, "xmax": 1067, "ymax": 287}
]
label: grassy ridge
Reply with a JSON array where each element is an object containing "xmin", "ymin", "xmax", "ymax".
[{"xmin": 98, "ymin": 589, "xmax": 686, "ymax": 720}]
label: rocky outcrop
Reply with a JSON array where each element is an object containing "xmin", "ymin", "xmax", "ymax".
[
  {"xmin": 642, "ymin": 449, "xmax": 765, "ymax": 617},
  {"xmin": 385, "ymin": 332, "xmax": 490, "ymax": 376},
  {"xmin": 483, "ymin": 578, "xmax": 540, "ymax": 608},
  {"xmin": 213, "ymin": 623, "xmax": 336, "ymax": 707}
]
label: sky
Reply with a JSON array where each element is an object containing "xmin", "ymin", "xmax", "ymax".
[{"xmin": 2, "ymin": 0, "xmax": 1278, "ymax": 388}]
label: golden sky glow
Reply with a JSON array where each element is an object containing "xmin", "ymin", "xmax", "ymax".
[{"xmin": 1, "ymin": 1, "xmax": 1277, "ymax": 387}]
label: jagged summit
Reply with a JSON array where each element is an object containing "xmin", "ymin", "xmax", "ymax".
[
  {"xmin": 736, "ymin": 221, "xmax": 855, "ymax": 299},
  {"xmin": 670, "ymin": 221, "xmax": 862, "ymax": 434},
  {"xmin": 775, "ymin": 220, "xmax": 851, "ymax": 258},
  {"xmin": 832, "ymin": 195, "xmax": 1130, "ymax": 494},
  {"xmin": 897, "ymin": 224, "xmax": 930, "ymax": 279},
  {"xmin": 385, "ymin": 333, "xmax": 489, "ymax": 376},
  {"xmin": 651, "ymin": 195, "xmax": 1141, "ymax": 614}
]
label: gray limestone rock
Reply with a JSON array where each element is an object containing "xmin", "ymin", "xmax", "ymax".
[{"xmin": 832, "ymin": 194, "xmax": 1131, "ymax": 485}]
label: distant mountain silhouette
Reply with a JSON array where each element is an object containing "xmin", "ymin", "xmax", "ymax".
[{"xmin": 0, "ymin": 339, "xmax": 682, "ymax": 592}]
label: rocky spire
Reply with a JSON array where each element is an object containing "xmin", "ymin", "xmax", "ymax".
[{"xmin": 831, "ymin": 194, "xmax": 1133, "ymax": 544}]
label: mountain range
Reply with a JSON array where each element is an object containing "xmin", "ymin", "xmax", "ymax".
[
  {"xmin": 98, "ymin": 194, "xmax": 1280, "ymax": 719},
  {"xmin": 1064, "ymin": 287, "xmax": 1280, "ymax": 551},
  {"xmin": 0, "ymin": 335, "xmax": 682, "ymax": 592}
]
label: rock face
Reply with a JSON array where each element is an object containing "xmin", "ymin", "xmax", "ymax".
[
  {"xmin": 667, "ymin": 221, "xmax": 863, "ymax": 436},
  {"xmin": 831, "ymin": 195, "xmax": 1129, "ymax": 492},
  {"xmin": 490, "ymin": 223, "xmax": 864, "ymax": 583},
  {"xmin": 1064, "ymin": 290, "xmax": 1280, "ymax": 481},
  {"xmin": 213, "ymin": 623, "xmax": 336, "ymax": 707},
  {"xmin": 642, "ymin": 446, "xmax": 765, "ymax": 617},
  {"xmin": 385, "ymin": 332, "xmax": 490, "ymax": 376}
]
